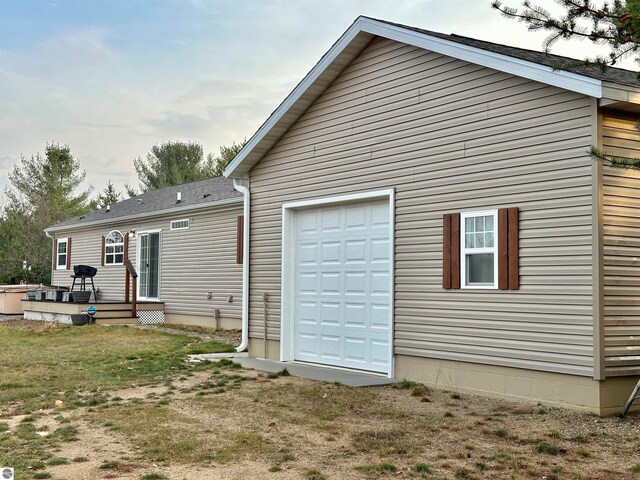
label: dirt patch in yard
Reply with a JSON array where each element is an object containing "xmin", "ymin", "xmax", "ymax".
[{"xmin": 2, "ymin": 322, "xmax": 638, "ymax": 480}]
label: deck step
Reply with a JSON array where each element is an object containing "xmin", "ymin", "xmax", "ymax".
[
  {"xmin": 95, "ymin": 317, "xmax": 139, "ymax": 325},
  {"xmin": 92, "ymin": 309, "xmax": 135, "ymax": 319}
]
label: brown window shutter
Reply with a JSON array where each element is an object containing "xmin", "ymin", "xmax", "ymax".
[
  {"xmin": 451, "ymin": 213, "xmax": 460, "ymax": 289},
  {"xmin": 498, "ymin": 209, "xmax": 509, "ymax": 290},
  {"xmin": 124, "ymin": 232, "xmax": 129, "ymax": 262},
  {"xmin": 442, "ymin": 213, "xmax": 461, "ymax": 289},
  {"xmin": 508, "ymin": 207, "xmax": 519, "ymax": 290},
  {"xmin": 52, "ymin": 236, "xmax": 56, "ymax": 271},
  {"xmin": 101, "ymin": 235, "xmax": 105, "ymax": 266},
  {"xmin": 442, "ymin": 214, "xmax": 451, "ymax": 289},
  {"xmin": 66, "ymin": 238, "xmax": 72, "ymax": 270},
  {"xmin": 498, "ymin": 207, "xmax": 520, "ymax": 290},
  {"xmin": 236, "ymin": 215, "xmax": 244, "ymax": 264}
]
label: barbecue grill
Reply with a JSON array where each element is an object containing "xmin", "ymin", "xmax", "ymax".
[{"xmin": 70, "ymin": 265, "xmax": 97, "ymax": 302}]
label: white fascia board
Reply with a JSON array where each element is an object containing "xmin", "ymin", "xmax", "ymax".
[
  {"xmin": 360, "ymin": 19, "xmax": 603, "ymax": 98},
  {"xmin": 44, "ymin": 197, "xmax": 243, "ymax": 234},
  {"xmin": 224, "ymin": 16, "xmax": 603, "ymax": 179}
]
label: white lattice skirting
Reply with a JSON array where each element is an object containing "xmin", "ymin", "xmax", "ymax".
[{"xmin": 137, "ymin": 310, "xmax": 165, "ymax": 325}]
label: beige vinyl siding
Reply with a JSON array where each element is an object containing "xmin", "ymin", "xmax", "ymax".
[
  {"xmin": 248, "ymin": 37, "xmax": 596, "ymax": 377},
  {"xmin": 51, "ymin": 203, "xmax": 243, "ymax": 322},
  {"xmin": 601, "ymin": 112, "xmax": 640, "ymax": 377}
]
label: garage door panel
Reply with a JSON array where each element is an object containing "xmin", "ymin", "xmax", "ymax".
[
  {"xmin": 344, "ymin": 303, "xmax": 366, "ymax": 327},
  {"xmin": 371, "ymin": 304, "xmax": 390, "ymax": 328},
  {"xmin": 345, "ymin": 271, "xmax": 366, "ymax": 294},
  {"xmin": 299, "ymin": 243, "xmax": 318, "ymax": 265},
  {"xmin": 372, "ymin": 238, "xmax": 390, "ymax": 262},
  {"xmin": 321, "ymin": 208, "xmax": 341, "ymax": 232},
  {"xmin": 320, "ymin": 302, "xmax": 341, "ymax": 326},
  {"xmin": 293, "ymin": 199, "xmax": 391, "ymax": 374},
  {"xmin": 321, "ymin": 273, "xmax": 340, "ymax": 294}
]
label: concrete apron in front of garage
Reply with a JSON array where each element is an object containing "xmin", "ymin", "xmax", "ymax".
[{"xmin": 188, "ymin": 352, "xmax": 398, "ymax": 387}]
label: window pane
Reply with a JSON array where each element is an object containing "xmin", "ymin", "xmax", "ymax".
[
  {"xmin": 106, "ymin": 231, "xmax": 123, "ymax": 244},
  {"xmin": 465, "ymin": 233, "xmax": 474, "ymax": 248},
  {"xmin": 465, "ymin": 217, "xmax": 474, "ymax": 233},
  {"xmin": 58, "ymin": 242, "xmax": 66, "ymax": 254},
  {"xmin": 475, "ymin": 233, "xmax": 484, "ymax": 248},
  {"xmin": 485, "ymin": 215, "xmax": 494, "ymax": 231},
  {"xmin": 475, "ymin": 216, "xmax": 484, "ymax": 231},
  {"xmin": 485, "ymin": 231, "xmax": 494, "ymax": 248},
  {"xmin": 115, "ymin": 254, "xmax": 124, "ymax": 264},
  {"xmin": 106, "ymin": 254, "xmax": 113, "ymax": 264},
  {"xmin": 466, "ymin": 253, "xmax": 494, "ymax": 285},
  {"xmin": 58, "ymin": 254, "xmax": 66, "ymax": 266},
  {"xmin": 106, "ymin": 246, "xmax": 114, "ymax": 254},
  {"xmin": 115, "ymin": 245, "xmax": 124, "ymax": 253}
]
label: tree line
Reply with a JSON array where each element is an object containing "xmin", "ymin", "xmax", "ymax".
[{"xmin": 0, "ymin": 140, "xmax": 245, "ymax": 285}]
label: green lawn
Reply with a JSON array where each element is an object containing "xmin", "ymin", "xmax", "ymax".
[
  {"xmin": 1, "ymin": 321, "xmax": 638, "ymax": 480},
  {"xmin": 0, "ymin": 321, "xmax": 233, "ymax": 414}
]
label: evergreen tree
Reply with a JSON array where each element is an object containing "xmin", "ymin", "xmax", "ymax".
[
  {"xmin": 0, "ymin": 144, "xmax": 94, "ymax": 284},
  {"xmin": 493, "ymin": 0, "xmax": 640, "ymax": 169},
  {"xmin": 492, "ymin": 0, "xmax": 640, "ymax": 72},
  {"xmin": 133, "ymin": 141, "xmax": 212, "ymax": 192},
  {"xmin": 96, "ymin": 179, "xmax": 122, "ymax": 208}
]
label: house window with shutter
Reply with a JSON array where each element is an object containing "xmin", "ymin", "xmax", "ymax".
[
  {"xmin": 56, "ymin": 238, "xmax": 68, "ymax": 270},
  {"xmin": 461, "ymin": 210, "xmax": 498, "ymax": 288},
  {"xmin": 443, "ymin": 207, "xmax": 519, "ymax": 290}
]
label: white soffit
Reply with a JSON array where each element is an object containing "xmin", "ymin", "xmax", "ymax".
[{"xmin": 224, "ymin": 16, "xmax": 604, "ymax": 178}]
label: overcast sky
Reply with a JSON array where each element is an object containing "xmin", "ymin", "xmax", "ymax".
[{"xmin": 1, "ymin": 0, "xmax": 637, "ymax": 198}]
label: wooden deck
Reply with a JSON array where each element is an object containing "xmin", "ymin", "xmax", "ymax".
[{"xmin": 22, "ymin": 300, "xmax": 164, "ymax": 325}]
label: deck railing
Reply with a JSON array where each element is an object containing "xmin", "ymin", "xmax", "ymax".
[{"xmin": 124, "ymin": 259, "xmax": 138, "ymax": 317}]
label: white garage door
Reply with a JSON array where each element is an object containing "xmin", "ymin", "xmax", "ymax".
[{"xmin": 293, "ymin": 200, "xmax": 391, "ymax": 374}]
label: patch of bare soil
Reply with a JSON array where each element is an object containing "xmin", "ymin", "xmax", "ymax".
[
  {"xmin": 9, "ymin": 362, "xmax": 640, "ymax": 480},
  {"xmin": 134, "ymin": 323, "xmax": 241, "ymax": 345}
]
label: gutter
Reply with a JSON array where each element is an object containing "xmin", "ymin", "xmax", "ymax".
[
  {"xmin": 44, "ymin": 197, "xmax": 243, "ymax": 234},
  {"xmin": 233, "ymin": 179, "xmax": 250, "ymax": 353}
]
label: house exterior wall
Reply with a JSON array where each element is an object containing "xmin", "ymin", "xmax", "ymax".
[
  {"xmin": 248, "ymin": 37, "xmax": 597, "ymax": 377},
  {"xmin": 600, "ymin": 111, "xmax": 640, "ymax": 377},
  {"xmin": 51, "ymin": 202, "xmax": 243, "ymax": 327}
]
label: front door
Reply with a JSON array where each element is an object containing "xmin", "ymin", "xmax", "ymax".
[{"xmin": 138, "ymin": 231, "xmax": 161, "ymax": 300}]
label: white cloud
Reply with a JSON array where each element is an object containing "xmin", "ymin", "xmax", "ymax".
[{"xmin": 0, "ymin": 1, "xmax": 637, "ymax": 201}]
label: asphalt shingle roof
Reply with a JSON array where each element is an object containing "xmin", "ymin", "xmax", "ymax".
[
  {"xmin": 49, "ymin": 176, "xmax": 242, "ymax": 230},
  {"xmin": 371, "ymin": 17, "xmax": 640, "ymax": 88}
]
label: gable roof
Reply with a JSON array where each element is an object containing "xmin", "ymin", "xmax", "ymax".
[
  {"xmin": 224, "ymin": 16, "xmax": 639, "ymax": 179},
  {"xmin": 46, "ymin": 176, "xmax": 242, "ymax": 233}
]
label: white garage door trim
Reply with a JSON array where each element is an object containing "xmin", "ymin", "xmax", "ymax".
[{"xmin": 280, "ymin": 189, "xmax": 395, "ymax": 378}]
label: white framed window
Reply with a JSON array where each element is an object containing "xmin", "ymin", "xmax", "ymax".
[
  {"xmin": 56, "ymin": 238, "xmax": 68, "ymax": 270},
  {"xmin": 461, "ymin": 210, "xmax": 498, "ymax": 289},
  {"xmin": 105, "ymin": 230, "xmax": 124, "ymax": 265},
  {"xmin": 170, "ymin": 219, "xmax": 189, "ymax": 231}
]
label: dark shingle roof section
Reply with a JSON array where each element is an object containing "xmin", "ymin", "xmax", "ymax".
[
  {"xmin": 366, "ymin": 17, "xmax": 640, "ymax": 88},
  {"xmin": 50, "ymin": 176, "xmax": 242, "ymax": 230}
]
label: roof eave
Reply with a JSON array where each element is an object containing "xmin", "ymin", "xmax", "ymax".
[
  {"xmin": 44, "ymin": 196, "xmax": 243, "ymax": 234},
  {"xmin": 223, "ymin": 16, "xmax": 606, "ymax": 179}
]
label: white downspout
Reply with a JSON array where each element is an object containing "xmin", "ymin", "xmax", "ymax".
[{"xmin": 233, "ymin": 179, "xmax": 250, "ymax": 353}]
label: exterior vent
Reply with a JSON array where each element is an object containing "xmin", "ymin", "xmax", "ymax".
[
  {"xmin": 170, "ymin": 219, "xmax": 189, "ymax": 231},
  {"xmin": 203, "ymin": 193, "xmax": 211, "ymax": 198},
  {"xmin": 176, "ymin": 192, "xmax": 182, "ymax": 203},
  {"xmin": 106, "ymin": 205, "xmax": 110, "ymax": 212},
  {"xmin": 136, "ymin": 198, "xmax": 143, "ymax": 205}
]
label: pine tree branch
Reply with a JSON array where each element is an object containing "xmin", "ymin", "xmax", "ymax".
[{"xmin": 589, "ymin": 146, "xmax": 640, "ymax": 169}]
